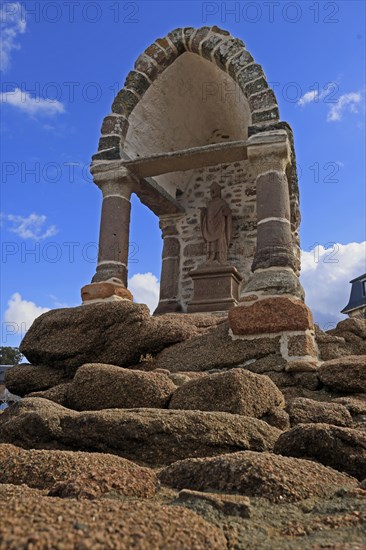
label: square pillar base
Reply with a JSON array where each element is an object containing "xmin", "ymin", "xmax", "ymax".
[
  {"xmin": 187, "ymin": 265, "xmax": 242, "ymax": 313},
  {"xmin": 154, "ymin": 300, "xmax": 182, "ymax": 315},
  {"xmin": 228, "ymin": 296, "xmax": 320, "ymax": 368},
  {"xmin": 81, "ymin": 282, "xmax": 133, "ymax": 304},
  {"xmin": 229, "ymin": 296, "xmax": 313, "ymax": 335}
]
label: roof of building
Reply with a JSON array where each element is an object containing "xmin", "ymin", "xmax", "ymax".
[
  {"xmin": 341, "ymin": 273, "xmax": 366, "ymax": 314},
  {"xmin": 350, "ymin": 272, "xmax": 366, "ymax": 283}
]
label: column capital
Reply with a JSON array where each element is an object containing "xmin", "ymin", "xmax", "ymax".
[
  {"xmin": 159, "ymin": 214, "xmax": 183, "ymax": 235},
  {"xmin": 247, "ymin": 130, "xmax": 291, "ymax": 176},
  {"xmin": 90, "ymin": 162, "xmax": 139, "ymax": 197}
]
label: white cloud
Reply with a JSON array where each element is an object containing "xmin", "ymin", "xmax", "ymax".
[
  {"xmin": 301, "ymin": 241, "xmax": 366, "ymax": 330},
  {"xmin": 0, "ymin": 88, "xmax": 65, "ymax": 116},
  {"xmin": 297, "ymin": 87, "xmax": 332, "ymax": 107},
  {"xmin": 3, "ymin": 213, "xmax": 58, "ymax": 240},
  {"xmin": 298, "ymin": 86, "xmax": 363, "ymax": 123},
  {"xmin": 297, "ymin": 90, "xmax": 321, "ymax": 106},
  {"xmin": 4, "ymin": 293, "xmax": 50, "ymax": 335},
  {"xmin": 0, "ymin": 2, "xmax": 26, "ymax": 71},
  {"xmin": 327, "ymin": 92, "xmax": 362, "ymax": 122},
  {"xmin": 48, "ymin": 295, "xmax": 73, "ymax": 309},
  {"xmin": 128, "ymin": 272, "xmax": 160, "ymax": 313}
]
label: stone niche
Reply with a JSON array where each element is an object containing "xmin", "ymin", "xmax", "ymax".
[
  {"xmin": 89, "ymin": 26, "xmax": 302, "ymax": 317},
  {"xmin": 124, "ymin": 52, "xmax": 257, "ymax": 312}
]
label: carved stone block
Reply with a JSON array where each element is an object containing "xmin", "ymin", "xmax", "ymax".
[{"xmin": 188, "ymin": 265, "xmax": 242, "ymax": 313}]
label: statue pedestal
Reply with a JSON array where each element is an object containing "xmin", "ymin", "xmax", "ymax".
[{"xmin": 187, "ymin": 264, "xmax": 242, "ymax": 313}]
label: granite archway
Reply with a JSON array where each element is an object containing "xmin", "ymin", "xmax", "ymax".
[{"xmin": 85, "ymin": 26, "xmax": 302, "ymax": 317}]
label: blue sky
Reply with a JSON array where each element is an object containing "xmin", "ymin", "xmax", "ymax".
[{"xmin": 1, "ymin": 0, "xmax": 365, "ymax": 347}]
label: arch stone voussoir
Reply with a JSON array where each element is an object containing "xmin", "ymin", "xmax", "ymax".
[
  {"xmin": 97, "ymin": 135, "xmax": 120, "ymax": 157},
  {"xmin": 182, "ymin": 27, "xmax": 197, "ymax": 50},
  {"xmin": 155, "ymin": 37, "xmax": 178, "ymax": 64},
  {"xmin": 101, "ymin": 115, "xmax": 129, "ymax": 137},
  {"xmin": 227, "ymin": 49, "xmax": 254, "ymax": 79},
  {"xmin": 189, "ymin": 27, "xmax": 211, "ymax": 54},
  {"xmin": 248, "ymin": 89, "xmax": 278, "ymax": 113},
  {"xmin": 112, "ymin": 88, "xmax": 140, "ymax": 117},
  {"xmin": 236, "ymin": 64, "xmax": 267, "ymax": 93},
  {"xmin": 134, "ymin": 53, "xmax": 160, "ymax": 81},
  {"xmin": 252, "ymin": 106, "xmax": 281, "ymax": 125},
  {"xmin": 143, "ymin": 42, "xmax": 172, "ymax": 72},
  {"xmin": 245, "ymin": 77, "xmax": 270, "ymax": 98},
  {"xmin": 213, "ymin": 38, "xmax": 246, "ymax": 70},
  {"xmin": 124, "ymin": 70, "xmax": 151, "ymax": 96},
  {"xmin": 201, "ymin": 34, "xmax": 226, "ymax": 60},
  {"xmin": 167, "ymin": 28, "xmax": 186, "ymax": 54}
]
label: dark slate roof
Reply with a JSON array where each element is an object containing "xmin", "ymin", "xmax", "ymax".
[
  {"xmin": 341, "ymin": 273, "xmax": 366, "ymax": 314},
  {"xmin": 350, "ymin": 273, "xmax": 366, "ymax": 283}
]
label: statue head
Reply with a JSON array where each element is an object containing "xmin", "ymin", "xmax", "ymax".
[{"xmin": 209, "ymin": 182, "xmax": 223, "ymax": 199}]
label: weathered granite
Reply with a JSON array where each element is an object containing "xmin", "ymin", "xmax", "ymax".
[{"xmin": 0, "ymin": 398, "xmax": 281, "ymax": 466}]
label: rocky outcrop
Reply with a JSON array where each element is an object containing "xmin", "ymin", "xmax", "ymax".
[
  {"xmin": 266, "ymin": 371, "xmax": 320, "ymax": 391},
  {"xmin": 169, "ymin": 369, "xmax": 284, "ymax": 419},
  {"xmin": 260, "ymin": 407, "xmax": 290, "ymax": 430},
  {"xmin": 156, "ymin": 321, "xmax": 281, "ymax": 372},
  {"xmin": 315, "ymin": 326, "xmax": 350, "ymax": 361},
  {"xmin": 316, "ymin": 319, "xmax": 366, "ymax": 360},
  {"xmin": 19, "ymin": 302, "xmax": 221, "ymax": 369},
  {"xmin": 159, "ymin": 451, "xmax": 357, "ymax": 502},
  {"xmin": 0, "ymin": 484, "xmax": 226, "ymax": 549},
  {"xmin": 287, "ymin": 398, "xmax": 353, "ymax": 427},
  {"xmin": 318, "ymin": 356, "xmax": 366, "ymax": 393},
  {"xmin": 29, "ymin": 383, "xmax": 71, "ymax": 406},
  {"xmin": 168, "ymin": 369, "xmax": 205, "ymax": 386},
  {"xmin": 333, "ymin": 396, "xmax": 366, "ymax": 416},
  {"xmin": 68, "ymin": 364, "xmax": 176, "ymax": 411},
  {"xmin": 0, "ymin": 398, "xmax": 281, "ymax": 466},
  {"xmin": 241, "ymin": 354, "xmax": 287, "ymax": 374},
  {"xmin": 274, "ymin": 423, "xmax": 366, "ymax": 480},
  {"xmin": 177, "ymin": 489, "xmax": 251, "ymax": 518},
  {"xmin": 5, "ymin": 364, "xmax": 73, "ymax": 397},
  {"xmin": 0, "ymin": 444, "xmax": 158, "ymax": 498},
  {"xmin": 329, "ymin": 318, "xmax": 366, "ymax": 347}
]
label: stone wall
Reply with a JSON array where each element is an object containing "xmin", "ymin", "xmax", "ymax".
[
  {"xmin": 169, "ymin": 159, "xmax": 256, "ymax": 309},
  {"xmin": 90, "ymin": 26, "xmax": 302, "ymax": 309}
]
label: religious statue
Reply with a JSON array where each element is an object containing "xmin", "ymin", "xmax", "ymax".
[{"xmin": 200, "ymin": 182, "xmax": 232, "ymax": 264}]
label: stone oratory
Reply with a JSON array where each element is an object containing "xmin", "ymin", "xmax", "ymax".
[{"xmin": 82, "ymin": 26, "xmax": 318, "ymax": 368}]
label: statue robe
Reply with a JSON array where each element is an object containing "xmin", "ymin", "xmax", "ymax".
[{"xmin": 200, "ymin": 198, "xmax": 232, "ymax": 264}]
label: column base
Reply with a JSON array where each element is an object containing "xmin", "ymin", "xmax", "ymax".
[
  {"xmin": 154, "ymin": 300, "xmax": 182, "ymax": 315},
  {"xmin": 81, "ymin": 282, "xmax": 133, "ymax": 304},
  {"xmin": 92, "ymin": 262, "xmax": 127, "ymax": 286},
  {"xmin": 243, "ymin": 268, "xmax": 305, "ymax": 301},
  {"xmin": 229, "ymin": 296, "xmax": 320, "ymax": 369},
  {"xmin": 187, "ymin": 264, "xmax": 242, "ymax": 313},
  {"xmin": 229, "ymin": 296, "xmax": 313, "ymax": 335}
]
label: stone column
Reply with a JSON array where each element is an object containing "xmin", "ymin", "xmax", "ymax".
[
  {"xmin": 243, "ymin": 130, "xmax": 304, "ymax": 301},
  {"xmin": 250, "ymin": 130, "xmax": 294, "ymax": 269},
  {"xmin": 81, "ymin": 167, "xmax": 138, "ymax": 303},
  {"xmin": 229, "ymin": 130, "xmax": 318, "ymax": 368},
  {"xmin": 154, "ymin": 215, "xmax": 182, "ymax": 314}
]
